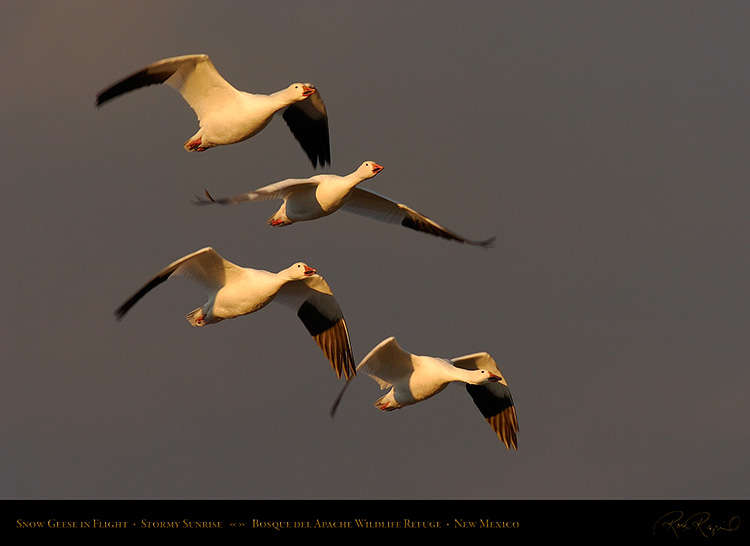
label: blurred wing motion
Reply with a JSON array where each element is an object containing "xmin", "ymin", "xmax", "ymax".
[{"xmin": 343, "ymin": 188, "xmax": 496, "ymax": 247}]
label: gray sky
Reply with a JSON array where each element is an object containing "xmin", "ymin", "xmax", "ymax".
[{"xmin": 2, "ymin": 1, "xmax": 748, "ymax": 500}]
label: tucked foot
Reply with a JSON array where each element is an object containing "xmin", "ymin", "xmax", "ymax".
[
  {"xmin": 184, "ymin": 137, "xmax": 207, "ymax": 152},
  {"xmin": 186, "ymin": 307, "xmax": 207, "ymax": 326},
  {"xmin": 267, "ymin": 215, "xmax": 292, "ymax": 226}
]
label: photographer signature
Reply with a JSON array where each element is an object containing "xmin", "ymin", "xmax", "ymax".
[{"xmin": 653, "ymin": 510, "xmax": 740, "ymax": 538}]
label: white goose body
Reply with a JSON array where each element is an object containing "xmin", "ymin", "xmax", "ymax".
[
  {"xmin": 196, "ymin": 161, "xmax": 495, "ymax": 246},
  {"xmin": 198, "ymin": 160, "xmax": 382, "ymax": 225},
  {"xmin": 201, "ymin": 266, "xmax": 289, "ymax": 322},
  {"xmin": 192, "ymin": 91, "xmax": 284, "ymax": 147},
  {"xmin": 115, "ymin": 247, "xmax": 356, "ymax": 380},
  {"xmin": 375, "ymin": 355, "xmax": 489, "ymax": 410},
  {"xmin": 332, "ymin": 337, "xmax": 518, "ymax": 449},
  {"xmin": 96, "ymin": 54, "xmax": 330, "ymax": 167},
  {"xmin": 273, "ymin": 161, "xmax": 384, "ymax": 225}
]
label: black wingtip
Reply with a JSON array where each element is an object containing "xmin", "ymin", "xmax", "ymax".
[
  {"xmin": 192, "ymin": 189, "xmax": 216, "ymax": 206},
  {"xmin": 95, "ymin": 92, "xmax": 112, "ymax": 108},
  {"xmin": 95, "ymin": 89, "xmax": 118, "ymax": 108},
  {"xmin": 329, "ymin": 378, "xmax": 353, "ymax": 419},
  {"xmin": 477, "ymin": 235, "xmax": 497, "ymax": 249},
  {"xmin": 307, "ymin": 152, "xmax": 331, "ymax": 170}
]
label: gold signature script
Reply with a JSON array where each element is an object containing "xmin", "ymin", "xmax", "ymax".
[{"xmin": 653, "ymin": 511, "xmax": 740, "ymax": 538}]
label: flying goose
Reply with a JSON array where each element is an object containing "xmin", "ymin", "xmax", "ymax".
[
  {"xmin": 115, "ymin": 247, "xmax": 355, "ymax": 380},
  {"xmin": 331, "ymin": 337, "xmax": 517, "ymax": 448},
  {"xmin": 195, "ymin": 161, "xmax": 495, "ymax": 247},
  {"xmin": 96, "ymin": 54, "xmax": 330, "ymax": 167}
]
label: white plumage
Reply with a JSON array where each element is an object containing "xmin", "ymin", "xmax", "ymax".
[
  {"xmin": 195, "ymin": 161, "xmax": 496, "ymax": 247},
  {"xmin": 96, "ymin": 54, "xmax": 330, "ymax": 167},
  {"xmin": 332, "ymin": 337, "xmax": 518, "ymax": 448},
  {"xmin": 115, "ymin": 247, "xmax": 355, "ymax": 380}
]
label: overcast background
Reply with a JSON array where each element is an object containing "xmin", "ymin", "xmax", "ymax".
[{"xmin": 2, "ymin": 1, "xmax": 748, "ymax": 501}]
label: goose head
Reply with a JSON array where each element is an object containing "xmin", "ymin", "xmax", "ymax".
[
  {"xmin": 287, "ymin": 83, "xmax": 317, "ymax": 102},
  {"xmin": 282, "ymin": 262, "xmax": 317, "ymax": 280},
  {"xmin": 355, "ymin": 161, "xmax": 384, "ymax": 180},
  {"xmin": 467, "ymin": 369, "xmax": 505, "ymax": 386}
]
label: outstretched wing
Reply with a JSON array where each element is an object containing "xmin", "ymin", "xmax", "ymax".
[
  {"xmin": 275, "ymin": 274, "xmax": 356, "ymax": 380},
  {"xmin": 357, "ymin": 336, "xmax": 417, "ymax": 390},
  {"xmin": 96, "ymin": 54, "xmax": 240, "ymax": 122},
  {"xmin": 453, "ymin": 352, "xmax": 518, "ymax": 450},
  {"xmin": 114, "ymin": 247, "xmax": 241, "ymax": 320},
  {"xmin": 329, "ymin": 336, "xmax": 415, "ymax": 418},
  {"xmin": 194, "ymin": 178, "xmax": 318, "ymax": 206},
  {"xmin": 282, "ymin": 88, "xmax": 330, "ymax": 168},
  {"xmin": 342, "ymin": 188, "xmax": 496, "ymax": 247}
]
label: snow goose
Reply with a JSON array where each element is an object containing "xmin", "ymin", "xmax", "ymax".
[
  {"xmin": 96, "ymin": 54, "xmax": 330, "ymax": 167},
  {"xmin": 331, "ymin": 337, "xmax": 517, "ymax": 448},
  {"xmin": 115, "ymin": 247, "xmax": 355, "ymax": 380},
  {"xmin": 195, "ymin": 161, "xmax": 496, "ymax": 247}
]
